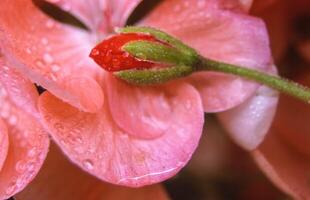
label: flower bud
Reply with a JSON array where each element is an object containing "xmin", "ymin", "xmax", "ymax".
[{"xmin": 89, "ymin": 26, "xmax": 200, "ymax": 84}]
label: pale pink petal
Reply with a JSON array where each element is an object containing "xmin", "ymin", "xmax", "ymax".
[
  {"xmin": 109, "ymin": 0, "xmax": 143, "ymax": 27},
  {"xmin": 142, "ymin": 0, "xmax": 272, "ymax": 112},
  {"xmin": 46, "ymin": 0, "xmax": 142, "ymax": 32},
  {"xmin": 16, "ymin": 143, "xmax": 170, "ymax": 200},
  {"xmin": 0, "ymin": 0, "xmax": 104, "ymax": 112},
  {"xmin": 0, "ymin": 63, "xmax": 49, "ymax": 199},
  {"xmin": 218, "ymin": 85, "xmax": 279, "ymax": 150},
  {"xmin": 38, "ymin": 83, "xmax": 204, "ymax": 187},
  {"xmin": 253, "ymin": 75, "xmax": 310, "ymax": 199},
  {"xmin": 106, "ymin": 75, "xmax": 202, "ymax": 139},
  {"xmin": 0, "ymin": 119, "xmax": 9, "ymax": 171}
]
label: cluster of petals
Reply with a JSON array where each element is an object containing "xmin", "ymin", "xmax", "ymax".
[{"xmin": 0, "ymin": 0, "xmax": 280, "ymax": 198}]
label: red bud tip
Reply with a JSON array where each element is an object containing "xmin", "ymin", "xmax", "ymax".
[{"xmin": 90, "ymin": 33, "xmax": 157, "ymax": 72}]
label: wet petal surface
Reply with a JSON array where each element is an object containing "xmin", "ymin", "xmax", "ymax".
[
  {"xmin": 16, "ymin": 143, "xmax": 170, "ymax": 200},
  {"xmin": 142, "ymin": 0, "xmax": 272, "ymax": 112},
  {"xmin": 0, "ymin": 62, "xmax": 49, "ymax": 199},
  {"xmin": 0, "ymin": 0, "xmax": 104, "ymax": 112},
  {"xmin": 46, "ymin": 0, "xmax": 142, "ymax": 32},
  {"xmin": 218, "ymin": 85, "xmax": 279, "ymax": 150},
  {"xmin": 38, "ymin": 82, "xmax": 204, "ymax": 187}
]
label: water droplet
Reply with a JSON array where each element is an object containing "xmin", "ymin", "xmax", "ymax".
[
  {"xmin": 82, "ymin": 159, "xmax": 94, "ymax": 170},
  {"xmin": 8, "ymin": 115, "xmax": 18, "ymax": 125},
  {"xmin": 35, "ymin": 60, "xmax": 45, "ymax": 68},
  {"xmin": 185, "ymin": 101, "xmax": 192, "ymax": 109},
  {"xmin": 63, "ymin": 3, "xmax": 71, "ymax": 11},
  {"xmin": 26, "ymin": 48, "xmax": 32, "ymax": 54},
  {"xmin": 0, "ymin": 87, "xmax": 8, "ymax": 97},
  {"xmin": 15, "ymin": 161, "xmax": 26, "ymax": 172},
  {"xmin": 41, "ymin": 38, "xmax": 49, "ymax": 45},
  {"xmin": 27, "ymin": 148, "xmax": 37, "ymax": 158},
  {"xmin": 43, "ymin": 53, "xmax": 54, "ymax": 64},
  {"xmin": 45, "ymin": 20, "xmax": 55, "ymax": 28},
  {"xmin": 91, "ymin": 49, "xmax": 100, "ymax": 56},
  {"xmin": 51, "ymin": 64, "xmax": 60, "ymax": 72}
]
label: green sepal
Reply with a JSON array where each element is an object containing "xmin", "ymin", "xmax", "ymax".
[
  {"xmin": 123, "ymin": 41, "xmax": 195, "ymax": 66},
  {"xmin": 117, "ymin": 26, "xmax": 199, "ymax": 63},
  {"xmin": 114, "ymin": 65, "xmax": 194, "ymax": 85}
]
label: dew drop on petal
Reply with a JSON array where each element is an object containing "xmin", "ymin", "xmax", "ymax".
[
  {"xmin": 8, "ymin": 115, "xmax": 18, "ymax": 126},
  {"xmin": 41, "ymin": 38, "xmax": 49, "ymax": 45},
  {"xmin": 15, "ymin": 161, "xmax": 26, "ymax": 173},
  {"xmin": 26, "ymin": 48, "xmax": 32, "ymax": 54},
  {"xmin": 42, "ymin": 53, "xmax": 54, "ymax": 64},
  {"xmin": 45, "ymin": 20, "xmax": 55, "ymax": 28},
  {"xmin": 51, "ymin": 64, "xmax": 61, "ymax": 72},
  {"xmin": 82, "ymin": 159, "xmax": 94, "ymax": 170}
]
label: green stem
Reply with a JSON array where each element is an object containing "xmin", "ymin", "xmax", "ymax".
[{"xmin": 198, "ymin": 57, "xmax": 310, "ymax": 103}]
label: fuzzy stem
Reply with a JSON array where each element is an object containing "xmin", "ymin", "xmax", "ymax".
[{"xmin": 199, "ymin": 57, "xmax": 310, "ymax": 103}]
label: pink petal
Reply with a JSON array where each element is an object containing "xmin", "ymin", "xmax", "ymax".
[
  {"xmin": 106, "ymin": 75, "xmax": 202, "ymax": 139},
  {"xmin": 46, "ymin": 0, "xmax": 142, "ymax": 32},
  {"xmin": 0, "ymin": 0, "xmax": 104, "ymax": 112},
  {"xmin": 142, "ymin": 0, "xmax": 272, "ymax": 112},
  {"xmin": 38, "ymin": 83, "xmax": 204, "ymax": 187},
  {"xmin": 0, "ymin": 119, "xmax": 9, "ymax": 171},
  {"xmin": 16, "ymin": 143, "xmax": 170, "ymax": 200},
  {"xmin": 253, "ymin": 75, "xmax": 310, "ymax": 199},
  {"xmin": 0, "ymin": 63, "xmax": 49, "ymax": 199},
  {"xmin": 218, "ymin": 84, "xmax": 279, "ymax": 150},
  {"xmin": 109, "ymin": 0, "xmax": 143, "ymax": 27}
]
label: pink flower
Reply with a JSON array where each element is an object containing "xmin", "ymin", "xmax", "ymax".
[
  {"xmin": 0, "ymin": 62, "xmax": 49, "ymax": 199},
  {"xmin": 0, "ymin": 0, "xmax": 278, "ymax": 196}
]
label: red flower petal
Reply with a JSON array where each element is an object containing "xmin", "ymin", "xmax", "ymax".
[
  {"xmin": 142, "ymin": 0, "xmax": 272, "ymax": 112},
  {"xmin": 0, "ymin": 0, "xmax": 104, "ymax": 112},
  {"xmin": 90, "ymin": 33, "xmax": 156, "ymax": 72},
  {"xmin": 46, "ymin": 0, "xmax": 142, "ymax": 32},
  {"xmin": 16, "ymin": 143, "xmax": 169, "ymax": 200},
  {"xmin": 38, "ymin": 82, "xmax": 204, "ymax": 187},
  {"xmin": 0, "ymin": 62, "xmax": 49, "ymax": 199}
]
